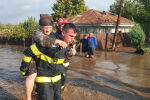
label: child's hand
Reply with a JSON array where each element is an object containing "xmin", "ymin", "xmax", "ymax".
[{"xmin": 55, "ymin": 39, "xmax": 68, "ymax": 48}]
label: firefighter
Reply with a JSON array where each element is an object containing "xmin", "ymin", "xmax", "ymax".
[
  {"xmin": 22, "ymin": 15, "xmax": 68, "ymax": 100},
  {"xmin": 20, "ymin": 23, "xmax": 77, "ymax": 100},
  {"xmin": 33, "ymin": 18, "xmax": 74, "ymax": 90},
  {"xmin": 56, "ymin": 18, "xmax": 71, "ymax": 89}
]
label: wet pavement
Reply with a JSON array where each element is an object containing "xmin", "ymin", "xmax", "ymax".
[{"xmin": 0, "ymin": 44, "xmax": 150, "ymax": 100}]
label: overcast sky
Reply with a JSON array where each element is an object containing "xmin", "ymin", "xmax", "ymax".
[{"xmin": 0, "ymin": 0, "xmax": 115, "ymax": 24}]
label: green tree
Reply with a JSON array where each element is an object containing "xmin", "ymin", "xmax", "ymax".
[
  {"xmin": 109, "ymin": 0, "xmax": 150, "ymax": 33},
  {"xmin": 110, "ymin": 0, "xmax": 138, "ymax": 20},
  {"xmin": 135, "ymin": 0, "xmax": 150, "ymax": 33},
  {"xmin": 71, "ymin": 0, "xmax": 88, "ymax": 15},
  {"xmin": 127, "ymin": 23, "xmax": 145, "ymax": 50},
  {"xmin": 52, "ymin": 0, "xmax": 88, "ymax": 21}
]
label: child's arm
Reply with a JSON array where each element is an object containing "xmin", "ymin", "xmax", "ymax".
[{"xmin": 33, "ymin": 29, "xmax": 67, "ymax": 48}]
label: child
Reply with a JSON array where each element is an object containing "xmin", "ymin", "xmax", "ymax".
[{"xmin": 33, "ymin": 15, "xmax": 68, "ymax": 48}]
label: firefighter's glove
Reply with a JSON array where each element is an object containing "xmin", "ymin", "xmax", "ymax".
[
  {"xmin": 20, "ymin": 71, "xmax": 26, "ymax": 78},
  {"xmin": 69, "ymin": 48, "xmax": 76, "ymax": 56}
]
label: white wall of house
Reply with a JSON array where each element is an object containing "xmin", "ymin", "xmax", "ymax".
[{"xmin": 75, "ymin": 24, "xmax": 133, "ymax": 34}]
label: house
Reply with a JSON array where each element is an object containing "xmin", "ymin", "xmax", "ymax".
[
  {"xmin": 67, "ymin": 9, "xmax": 134, "ymax": 49},
  {"xmin": 67, "ymin": 9, "xmax": 134, "ymax": 34}
]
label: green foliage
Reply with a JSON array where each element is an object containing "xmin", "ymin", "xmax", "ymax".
[
  {"xmin": 20, "ymin": 16, "xmax": 39, "ymax": 40},
  {"xmin": 141, "ymin": 47, "xmax": 150, "ymax": 54},
  {"xmin": 127, "ymin": 23, "xmax": 145, "ymax": 49},
  {"xmin": 135, "ymin": 0, "xmax": 150, "ymax": 33},
  {"xmin": 0, "ymin": 25, "xmax": 4, "ymax": 32},
  {"xmin": 109, "ymin": 0, "xmax": 120, "ymax": 14},
  {"xmin": 52, "ymin": 0, "xmax": 88, "ymax": 21},
  {"xmin": 110, "ymin": 0, "xmax": 138, "ymax": 20},
  {"xmin": 0, "ymin": 24, "xmax": 12, "ymax": 35},
  {"xmin": 109, "ymin": 0, "xmax": 150, "ymax": 33},
  {"xmin": 5, "ymin": 16, "xmax": 39, "ymax": 44},
  {"xmin": 71, "ymin": 0, "xmax": 88, "ymax": 15}
]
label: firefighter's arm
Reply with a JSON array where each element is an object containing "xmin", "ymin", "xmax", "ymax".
[{"xmin": 20, "ymin": 48, "xmax": 33, "ymax": 77}]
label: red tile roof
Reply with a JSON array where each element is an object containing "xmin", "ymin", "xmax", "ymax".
[{"xmin": 67, "ymin": 9, "xmax": 133, "ymax": 24}]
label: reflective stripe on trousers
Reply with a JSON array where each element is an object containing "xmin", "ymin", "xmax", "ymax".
[{"xmin": 35, "ymin": 74, "xmax": 61, "ymax": 83}]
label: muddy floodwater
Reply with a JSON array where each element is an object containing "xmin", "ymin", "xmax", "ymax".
[{"xmin": 0, "ymin": 44, "xmax": 150, "ymax": 100}]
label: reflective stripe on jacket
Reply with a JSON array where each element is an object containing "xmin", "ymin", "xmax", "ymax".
[
  {"xmin": 30, "ymin": 43, "xmax": 64, "ymax": 64},
  {"xmin": 20, "ymin": 44, "xmax": 71, "ymax": 77},
  {"xmin": 20, "ymin": 33, "xmax": 71, "ymax": 78},
  {"xmin": 23, "ymin": 55, "xmax": 32, "ymax": 63}
]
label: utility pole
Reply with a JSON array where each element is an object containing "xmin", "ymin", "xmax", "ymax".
[{"xmin": 112, "ymin": 0, "xmax": 124, "ymax": 50}]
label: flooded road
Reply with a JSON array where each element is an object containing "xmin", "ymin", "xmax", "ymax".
[
  {"xmin": 0, "ymin": 44, "xmax": 150, "ymax": 100},
  {"xmin": 69, "ymin": 51, "xmax": 150, "ymax": 99}
]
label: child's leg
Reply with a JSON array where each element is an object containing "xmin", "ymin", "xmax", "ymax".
[{"xmin": 25, "ymin": 73, "xmax": 37, "ymax": 100}]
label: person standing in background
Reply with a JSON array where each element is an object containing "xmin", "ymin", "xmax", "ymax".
[
  {"xmin": 87, "ymin": 33, "xmax": 97, "ymax": 59},
  {"xmin": 79, "ymin": 34, "xmax": 89, "ymax": 57}
]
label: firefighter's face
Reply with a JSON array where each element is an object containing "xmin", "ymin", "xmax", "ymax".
[
  {"xmin": 41, "ymin": 26, "xmax": 53, "ymax": 35},
  {"xmin": 62, "ymin": 29, "xmax": 77, "ymax": 44}
]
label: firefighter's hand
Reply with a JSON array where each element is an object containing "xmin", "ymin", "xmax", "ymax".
[
  {"xmin": 20, "ymin": 71, "xmax": 26, "ymax": 78},
  {"xmin": 69, "ymin": 48, "xmax": 76, "ymax": 56}
]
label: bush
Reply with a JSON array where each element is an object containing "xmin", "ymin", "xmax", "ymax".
[
  {"xmin": 127, "ymin": 23, "xmax": 145, "ymax": 50},
  {"xmin": 6, "ymin": 16, "xmax": 39, "ymax": 46},
  {"xmin": 20, "ymin": 16, "xmax": 39, "ymax": 38}
]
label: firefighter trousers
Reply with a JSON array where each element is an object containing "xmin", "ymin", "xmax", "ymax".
[{"xmin": 36, "ymin": 80, "xmax": 61, "ymax": 100}]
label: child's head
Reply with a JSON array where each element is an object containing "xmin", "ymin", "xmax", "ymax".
[{"xmin": 39, "ymin": 15, "xmax": 54, "ymax": 35}]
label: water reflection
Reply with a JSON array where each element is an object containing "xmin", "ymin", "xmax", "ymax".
[
  {"xmin": 70, "ymin": 51, "xmax": 150, "ymax": 98},
  {"xmin": 0, "ymin": 44, "xmax": 23, "ymax": 71},
  {"xmin": 93, "ymin": 51, "xmax": 150, "ymax": 89}
]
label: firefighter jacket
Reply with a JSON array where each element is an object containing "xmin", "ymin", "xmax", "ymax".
[{"xmin": 20, "ymin": 33, "xmax": 71, "ymax": 78}]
